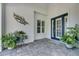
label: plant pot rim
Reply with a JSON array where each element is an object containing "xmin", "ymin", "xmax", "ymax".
[
  {"xmin": 8, "ymin": 47, "xmax": 14, "ymax": 49},
  {"xmin": 64, "ymin": 43, "xmax": 74, "ymax": 48}
]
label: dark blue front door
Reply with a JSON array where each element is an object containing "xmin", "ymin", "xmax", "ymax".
[{"xmin": 51, "ymin": 13, "xmax": 68, "ymax": 40}]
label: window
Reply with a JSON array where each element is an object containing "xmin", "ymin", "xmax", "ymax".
[
  {"xmin": 56, "ymin": 18, "xmax": 62, "ymax": 38},
  {"xmin": 37, "ymin": 20, "xmax": 41, "ymax": 33},
  {"xmin": 64, "ymin": 16, "xmax": 68, "ymax": 32},
  {"xmin": 37, "ymin": 20, "xmax": 45, "ymax": 33},
  {"xmin": 42, "ymin": 21, "xmax": 45, "ymax": 33}
]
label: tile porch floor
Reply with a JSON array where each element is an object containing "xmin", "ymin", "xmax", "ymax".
[{"xmin": 0, "ymin": 39, "xmax": 79, "ymax": 56}]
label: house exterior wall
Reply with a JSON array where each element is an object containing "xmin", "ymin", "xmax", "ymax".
[
  {"xmin": 46, "ymin": 3, "xmax": 79, "ymax": 39},
  {"xmin": 4, "ymin": 3, "xmax": 48, "ymax": 44},
  {"xmin": 0, "ymin": 3, "xmax": 2, "ymax": 52},
  {"xmin": 1, "ymin": 3, "xmax": 79, "ymax": 46}
]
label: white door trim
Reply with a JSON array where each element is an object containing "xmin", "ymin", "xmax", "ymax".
[{"xmin": 34, "ymin": 11, "xmax": 46, "ymax": 40}]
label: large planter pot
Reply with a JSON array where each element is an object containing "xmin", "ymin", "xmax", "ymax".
[
  {"xmin": 65, "ymin": 43, "xmax": 74, "ymax": 48},
  {"xmin": 8, "ymin": 47, "xmax": 13, "ymax": 50}
]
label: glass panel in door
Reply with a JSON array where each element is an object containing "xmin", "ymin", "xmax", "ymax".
[
  {"xmin": 37, "ymin": 20, "xmax": 41, "ymax": 33},
  {"xmin": 55, "ymin": 18, "xmax": 62, "ymax": 38},
  {"xmin": 42, "ymin": 21, "xmax": 45, "ymax": 33}
]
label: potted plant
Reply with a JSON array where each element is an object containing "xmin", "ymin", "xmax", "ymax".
[
  {"xmin": 67, "ymin": 24, "xmax": 79, "ymax": 40},
  {"xmin": 60, "ymin": 24, "xmax": 79, "ymax": 48},
  {"xmin": 2, "ymin": 33, "xmax": 16, "ymax": 49},
  {"xmin": 14, "ymin": 31, "xmax": 27, "ymax": 43},
  {"xmin": 60, "ymin": 33, "xmax": 77, "ymax": 48}
]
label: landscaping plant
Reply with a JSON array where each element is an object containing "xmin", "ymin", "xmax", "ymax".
[{"xmin": 2, "ymin": 33, "xmax": 16, "ymax": 49}]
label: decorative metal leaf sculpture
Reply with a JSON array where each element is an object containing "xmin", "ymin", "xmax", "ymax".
[{"xmin": 13, "ymin": 13, "xmax": 28, "ymax": 25}]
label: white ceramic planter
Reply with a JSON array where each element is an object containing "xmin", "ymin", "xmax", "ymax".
[
  {"xmin": 65, "ymin": 43, "xmax": 73, "ymax": 48},
  {"xmin": 8, "ymin": 47, "xmax": 13, "ymax": 50}
]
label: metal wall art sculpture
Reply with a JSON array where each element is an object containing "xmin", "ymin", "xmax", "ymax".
[{"xmin": 13, "ymin": 13, "xmax": 28, "ymax": 25}]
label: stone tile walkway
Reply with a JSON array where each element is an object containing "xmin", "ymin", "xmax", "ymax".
[{"xmin": 0, "ymin": 39, "xmax": 79, "ymax": 56}]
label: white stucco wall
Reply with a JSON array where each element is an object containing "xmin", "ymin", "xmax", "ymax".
[
  {"xmin": 2, "ymin": 3, "xmax": 79, "ymax": 44},
  {"xmin": 0, "ymin": 3, "xmax": 2, "ymax": 52},
  {"xmin": 5, "ymin": 3, "xmax": 48, "ymax": 44},
  {"xmin": 46, "ymin": 3, "xmax": 79, "ymax": 39}
]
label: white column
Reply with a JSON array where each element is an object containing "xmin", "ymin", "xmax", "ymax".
[{"xmin": 0, "ymin": 3, "xmax": 2, "ymax": 52}]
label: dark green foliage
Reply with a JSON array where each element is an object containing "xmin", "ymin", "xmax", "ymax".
[
  {"xmin": 14, "ymin": 31, "xmax": 27, "ymax": 42},
  {"xmin": 67, "ymin": 24, "xmax": 79, "ymax": 39},
  {"xmin": 61, "ymin": 33, "xmax": 76, "ymax": 45},
  {"xmin": 60, "ymin": 24, "xmax": 79, "ymax": 47},
  {"xmin": 2, "ymin": 33, "xmax": 16, "ymax": 49}
]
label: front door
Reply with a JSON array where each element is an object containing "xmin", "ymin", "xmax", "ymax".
[
  {"xmin": 51, "ymin": 13, "xmax": 68, "ymax": 40},
  {"xmin": 34, "ymin": 12, "xmax": 45, "ymax": 40}
]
